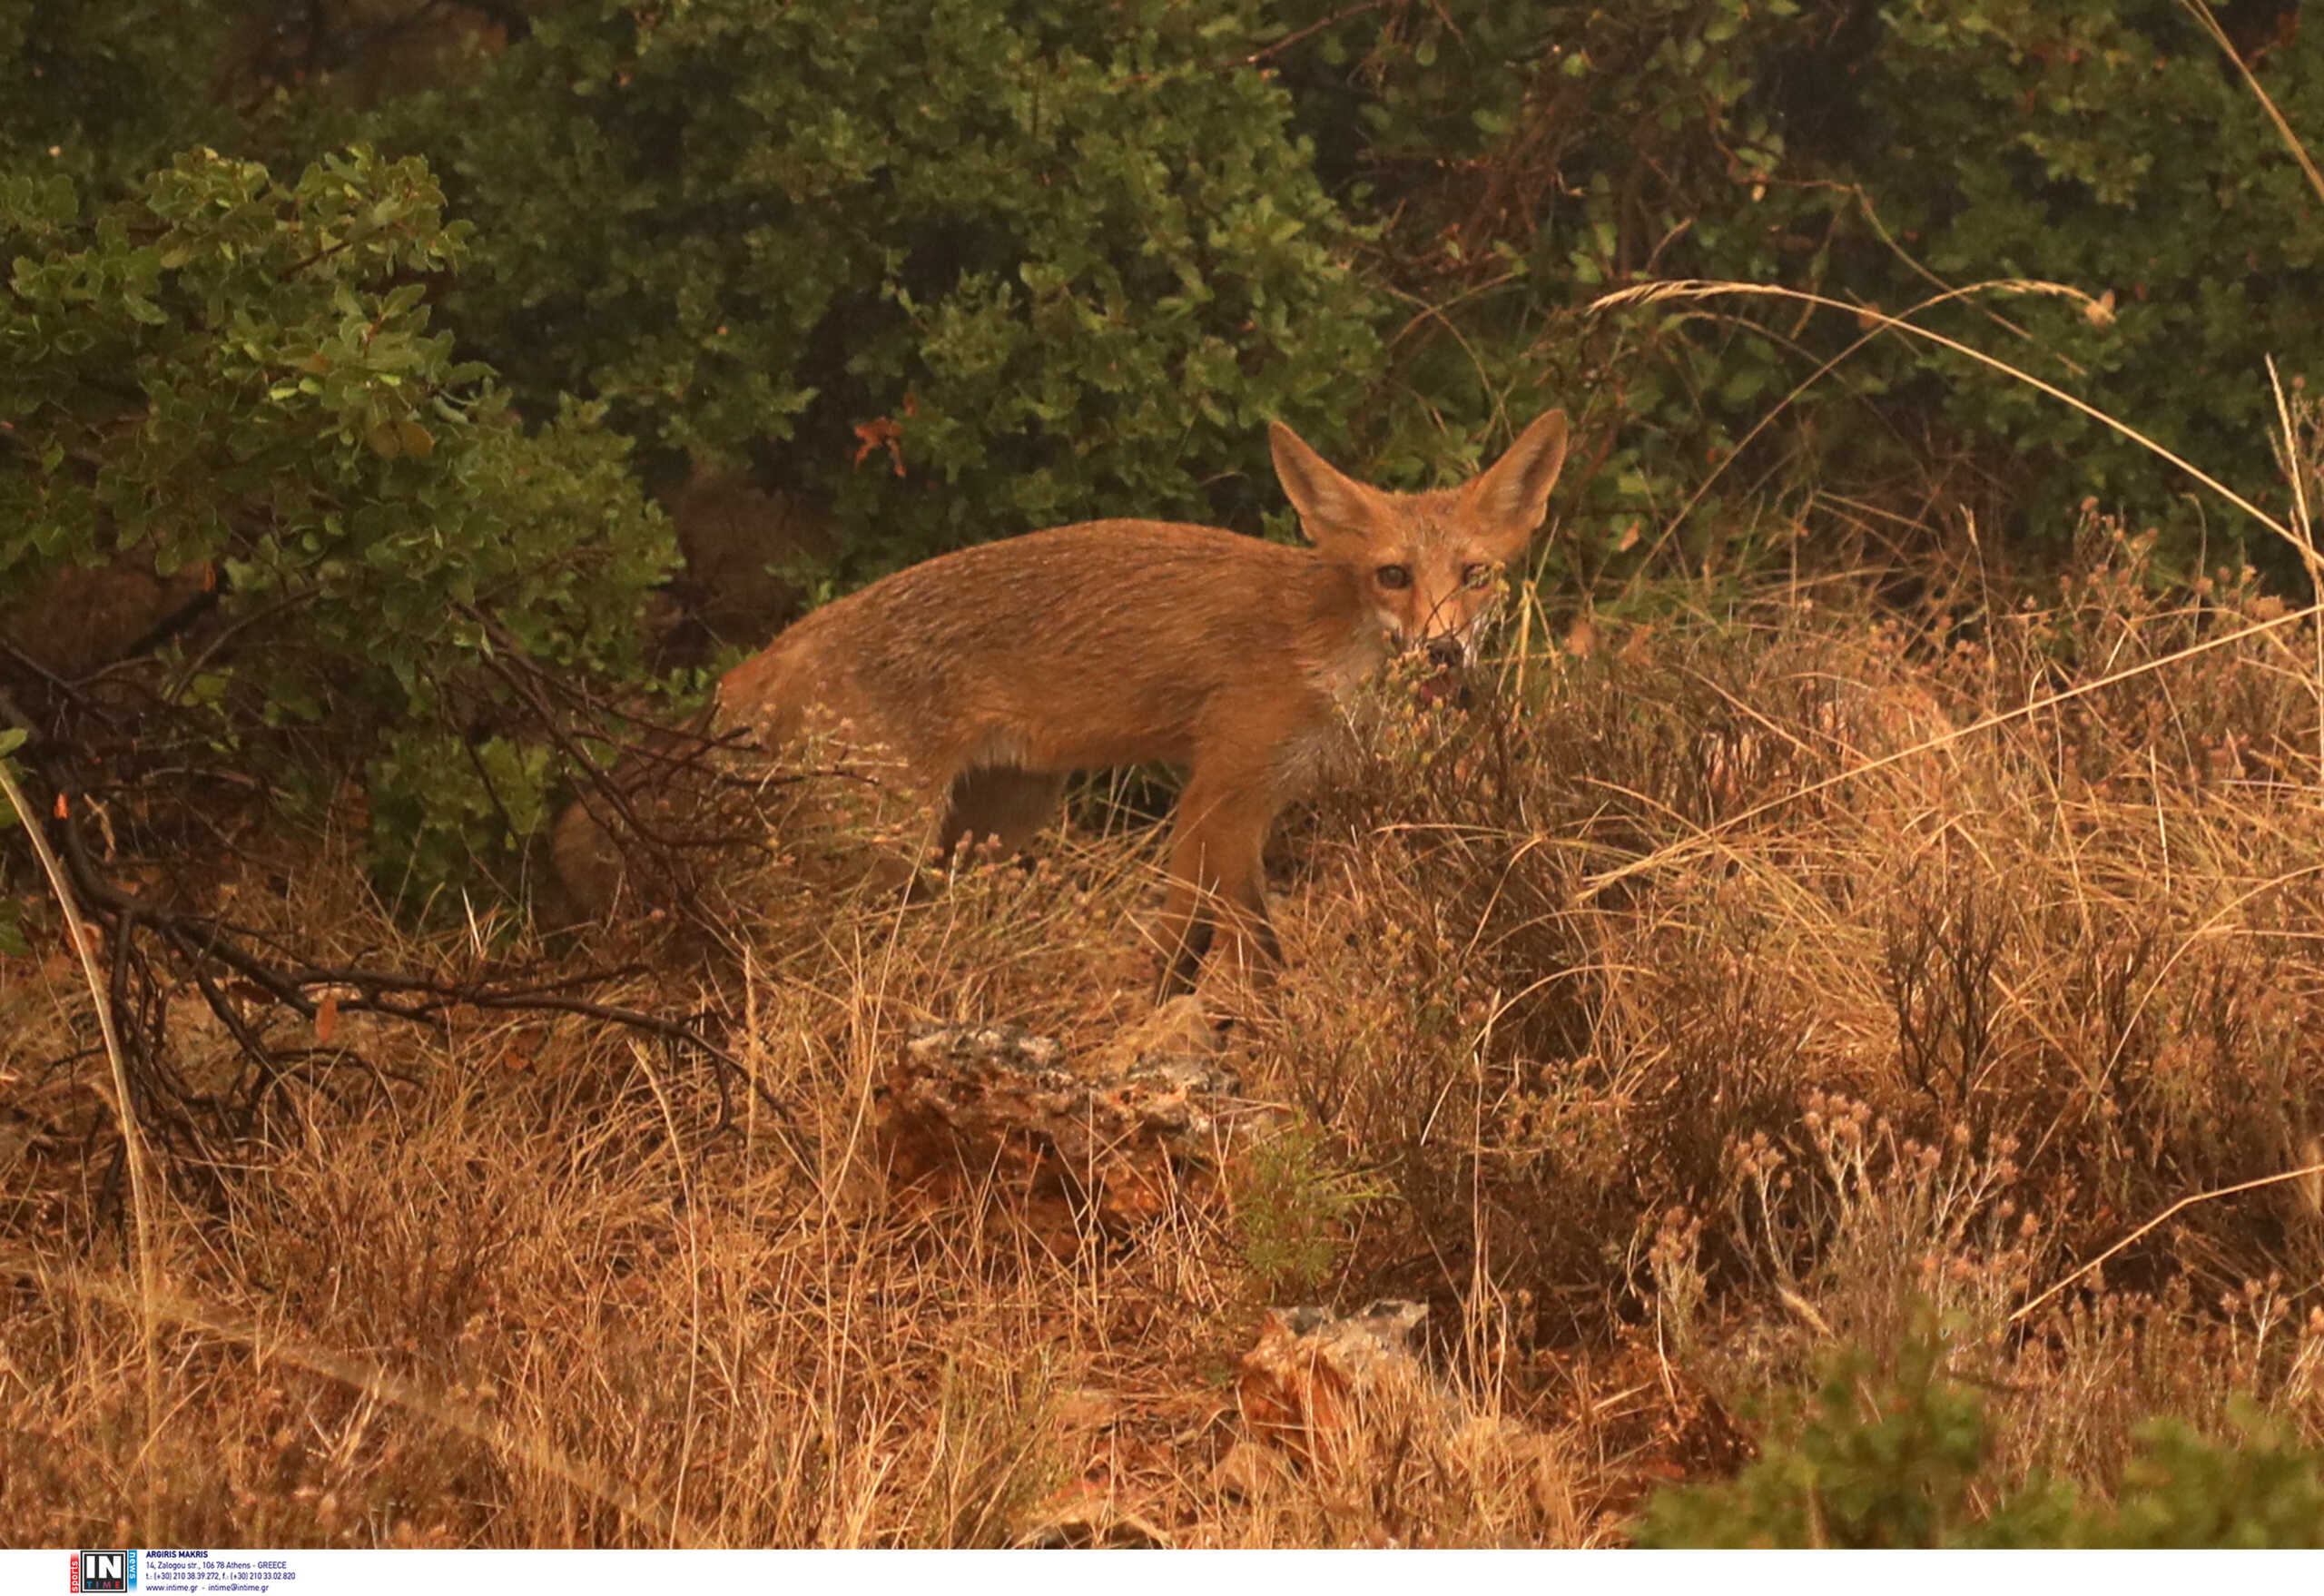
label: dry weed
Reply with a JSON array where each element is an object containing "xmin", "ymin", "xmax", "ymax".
[{"xmin": 7, "ymin": 519, "xmax": 2324, "ymax": 1540}]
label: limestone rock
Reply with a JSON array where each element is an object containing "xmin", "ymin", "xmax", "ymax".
[
  {"xmin": 1235, "ymin": 1299, "xmax": 1444, "ymax": 1468},
  {"xmin": 880, "ymin": 997, "xmax": 1242, "ymax": 1236}
]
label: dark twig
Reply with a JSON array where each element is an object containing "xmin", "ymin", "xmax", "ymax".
[{"xmin": 12, "ymin": 722, "xmax": 813, "ymax": 1187}]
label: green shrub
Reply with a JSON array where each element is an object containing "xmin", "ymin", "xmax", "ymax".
[
  {"xmin": 380, "ymin": 0, "xmax": 1385, "ymax": 573},
  {"xmin": 1, "ymin": 144, "xmax": 676, "ymax": 900},
  {"xmin": 25, "ymin": 1, "xmax": 2320, "ymax": 594},
  {"xmin": 1841, "ymin": 1, "xmax": 2324, "ymax": 561},
  {"xmin": 2103, "ymin": 1403, "xmax": 2324, "ymax": 1550},
  {"xmin": 1272, "ymin": 0, "xmax": 2324, "ymax": 569},
  {"xmin": 1640, "ymin": 1316, "xmax": 2324, "ymax": 1548},
  {"xmin": 0, "ymin": 0, "xmax": 232, "ymax": 192}
]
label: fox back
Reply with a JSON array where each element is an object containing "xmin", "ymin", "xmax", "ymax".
[
  {"xmin": 719, "ymin": 523, "xmax": 1370, "ymax": 790},
  {"xmin": 558, "ymin": 410, "xmax": 1569, "ymax": 994}
]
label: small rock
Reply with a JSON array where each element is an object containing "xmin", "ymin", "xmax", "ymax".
[
  {"xmin": 881, "ymin": 1001, "xmax": 1247, "ymax": 1239},
  {"xmin": 1235, "ymin": 1299, "xmax": 1447, "ymax": 1467}
]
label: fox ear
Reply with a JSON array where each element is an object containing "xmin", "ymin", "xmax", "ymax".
[
  {"xmin": 1464, "ymin": 409, "xmax": 1569, "ymax": 553},
  {"xmin": 1270, "ymin": 421, "xmax": 1388, "ymax": 547}
]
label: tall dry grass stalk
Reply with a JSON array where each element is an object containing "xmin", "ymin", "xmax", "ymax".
[
  {"xmin": 1593, "ymin": 276, "xmax": 2290, "ymax": 542},
  {"xmin": 2181, "ymin": 0, "xmax": 2324, "ymax": 212},
  {"xmin": 2262, "ymin": 356, "xmax": 2324, "ymax": 799},
  {"xmin": 0, "ymin": 754, "xmax": 162, "ymax": 1537}
]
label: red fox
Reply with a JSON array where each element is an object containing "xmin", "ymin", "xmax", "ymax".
[{"xmin": 555, "ymin": 411, "xmax": 1569, "ymax": 995}]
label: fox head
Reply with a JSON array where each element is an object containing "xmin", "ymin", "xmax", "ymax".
[{"xmin": 1270, "ymin": 409, "xmax": 1569, "ymax": 669}]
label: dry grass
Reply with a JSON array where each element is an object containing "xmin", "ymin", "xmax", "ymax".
[
  {"xmin": 1291, "ymin": 511, "xmax": 2324, "ymax": 1491},
  {"xmin": 6, "ymin": 512, "xmax": 2324, "ymax": 1545}
]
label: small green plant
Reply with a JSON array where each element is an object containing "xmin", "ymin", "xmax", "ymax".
[
  {"xmin": 909, "ymin": 1355, "xmax": 1067, "ymax": 1549},
  {"xmin": 1230, "ymin": 1118, "xmax": 1383, "ymax": 1300},
  {"xmin": 2102, "ymin": 1403, "xmax": 2324, "ymax": 1550},
  {"xmin": 1640, "ymin": 1315, "xmax": 2324, "ymax": 1548}
]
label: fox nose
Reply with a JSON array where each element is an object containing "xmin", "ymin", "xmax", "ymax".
[{"xmin": 1424, "ymin": 635, "xmax": 1468, "ymax": 671}]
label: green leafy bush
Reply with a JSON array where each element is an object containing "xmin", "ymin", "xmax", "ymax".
[
  {"xmin": 1272, "ymin": 0, "xmax": 2324, "ymax": 567},
  {"xmin": 379, "ymin": 0, "xmax": 1385, "ymax": 570},
  {"xmin": 1817, "ymin": 0, "xmax": 2324, "ymax": 561},
  {"xmin": 1640, "ymin": 1317, "xmax": 2324, "ymax": 1548},
  {"xmin": 1, "ymin": 144, "xmax": 675, "ymax": 899},
  {"xmin": 1267, "ymin": 0, "xmax": 1861, "ymax": 563},
  {"xmin": 2102, "ymin": 1402, "xmax": 2324, "ymax": 1549},
  {"xmin": 0, "ymin": 0, "xmax": 232, "ymax": 193}
]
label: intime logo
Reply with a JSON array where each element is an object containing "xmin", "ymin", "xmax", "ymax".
[{"xmin": 72, "ymin": 1551, "xmax": 136, "ymax": 1593}]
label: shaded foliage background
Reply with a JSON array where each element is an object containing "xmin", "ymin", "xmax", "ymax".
[{"xmin": 379, "ymin": 0, "xmax": 1386, "ymax": 568}]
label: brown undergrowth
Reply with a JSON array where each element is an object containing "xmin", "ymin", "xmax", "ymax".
[{"xmin": 5, "ymin": 518, "xmax": 2324, "ymax": 1544}]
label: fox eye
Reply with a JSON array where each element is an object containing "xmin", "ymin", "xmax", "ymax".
[
  {"xmin": 1375, "ymin": 564, "xmax": 1413, "ymax": 590},
  {"xmin": 1462, "ymin": 562, "xmax": 1495, "ymax": 588}
]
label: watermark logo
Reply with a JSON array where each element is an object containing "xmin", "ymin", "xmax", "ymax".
[{"xmin": 71, "ymin": 1552, "xmax": 136, "ymax": 1593}]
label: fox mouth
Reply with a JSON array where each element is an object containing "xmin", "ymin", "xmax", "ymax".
[
  {"xmin": 1404, "ymin": 636, "xmax": 1470, "ymax": 704},
  {"xmin": 1414, "ymin": 670, "xmax": 1462, "ymax": 705}
]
